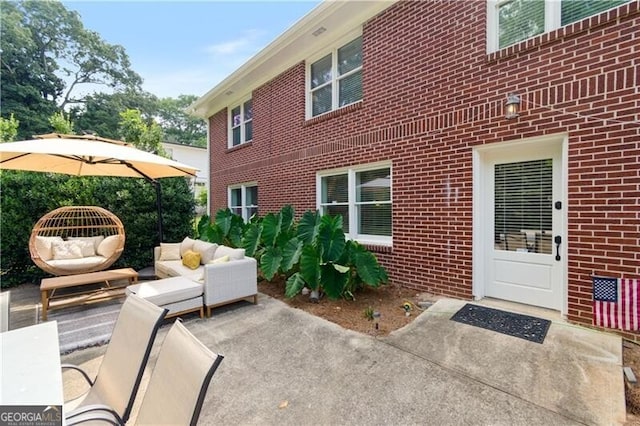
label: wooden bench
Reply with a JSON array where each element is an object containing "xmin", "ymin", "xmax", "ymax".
[{"xmin": 40, "ymin": 268, "xmax": 138, "ymax": 321}]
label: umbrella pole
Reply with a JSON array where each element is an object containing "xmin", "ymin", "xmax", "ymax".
[{"xmin": 153, "ymin": 180, "xmax": 164, "ymax": 244}]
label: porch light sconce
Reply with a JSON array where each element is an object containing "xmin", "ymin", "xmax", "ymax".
[{"xmin": 505, "ymin": 94, "xmax": 520, "ymax": 119}]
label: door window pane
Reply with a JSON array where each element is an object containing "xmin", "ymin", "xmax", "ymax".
[{"xmin": 494, "ymin": 159, "xmax": 552, "ymax": 253}]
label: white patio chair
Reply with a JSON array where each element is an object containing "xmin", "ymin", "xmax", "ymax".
[
  {"xmin": 67, "ymin": 319, "xmax": 224, "ymax": 425},
  {"xmin": 62, "ymin": 294, "xmax": 168, "ymax": 424}
]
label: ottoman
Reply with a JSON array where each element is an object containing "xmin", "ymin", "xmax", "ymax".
[{"xmin": 126, "ymin": 276, "xmax": 204, "ymax": 318}]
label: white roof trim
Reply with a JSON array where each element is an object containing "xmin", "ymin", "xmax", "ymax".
[{"xmin": 189, "ymin": 0, "xmax": 397, "ymax": 119}]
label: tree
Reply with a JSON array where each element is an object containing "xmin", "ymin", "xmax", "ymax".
[
  {"xmin": 155, "ymin": 95, "xmax": 207, "ymax": 147},
  {"xmin": 118, "ymin": 109, "xmax": 166, "ymax": 155},
  {"xmin": 0, "ymin": 0, "xmax": 142, "ymax": 139},
  {"xmin": 0, "ymin": 114, "xmax": 20, "ymax": 142},
  {"xmin": 70, "ymin": 90, "xmax": 159, "ymax": 139},
  {"xmin": 48, "ymin": 111, "xmax": 74, "ymax": 134}
]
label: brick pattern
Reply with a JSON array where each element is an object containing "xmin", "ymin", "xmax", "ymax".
[{"xmin": 208, "ymin": 0, "xmax": 640, "ymax": 337}]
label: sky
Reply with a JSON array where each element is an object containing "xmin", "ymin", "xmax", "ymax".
[{"xmin": 62, "ymin": 1, "xmax": 321, "ymax": 99}]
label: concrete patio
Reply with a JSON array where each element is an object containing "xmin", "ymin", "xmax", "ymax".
[{"xmin": 8, "ymin": 284, "xmax": 625, "ymax": 425}]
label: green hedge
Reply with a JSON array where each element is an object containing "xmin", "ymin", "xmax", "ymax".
[{"xmin": 0, "ymin": 171, "xmax": 195, "ymax": 288}]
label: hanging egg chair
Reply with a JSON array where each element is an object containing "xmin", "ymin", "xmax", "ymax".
[{"xmin": 29, "ymin": 206, "xmax": 126, "ymax": 276}]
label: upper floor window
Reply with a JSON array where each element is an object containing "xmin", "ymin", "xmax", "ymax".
[
  {"xmin": 307, "ymin": 35, "xmax": 362, "ymax": 118},
  {"xmin": 229, "ymin": 98, "xmax": 252, "ymax": 147},
  {"xmin": 317, "ymin": 163, "xmax": 391, "ymax": 246},
  {"xmin": 229, "ymin": 184, "xmax": 258, "ymax": 222},
  {"xmin": 487, "ymin": 0, "xmax": 631, "ymax": 52}
]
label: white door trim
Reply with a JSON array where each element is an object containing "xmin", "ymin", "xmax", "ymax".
[{"xmin": 472, "ymin": 134, "xmax": 568, "ymax": 315}]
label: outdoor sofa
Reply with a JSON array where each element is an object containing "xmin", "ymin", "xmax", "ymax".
[{"xmin": 151, "ymin": 237, "xmax": 258, "ymax": 316}]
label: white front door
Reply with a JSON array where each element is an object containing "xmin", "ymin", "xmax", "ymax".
[{"xmin": 477, "ymin": 137, "xmax": 565, "ymax": 310}]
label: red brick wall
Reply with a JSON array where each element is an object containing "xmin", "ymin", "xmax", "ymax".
[{"xmin": 208, "ymin": 0, "xmax": 640, "ymax": 334}]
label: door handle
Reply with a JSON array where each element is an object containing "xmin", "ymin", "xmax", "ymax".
[{"xmin": 554, "ymin": 235, "xmax": 561, "ymax": 261}]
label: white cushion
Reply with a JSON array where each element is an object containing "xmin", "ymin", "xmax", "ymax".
[
  {"xmin": 52, "ymin": 241, "xmax": 83, "ymax": 260},
  {"xmin": 193, "ymin": 240, "xmax": 218, "ymax": 264},
  {"xmin": 68, "ymin": 236, "xmax": 105, "ymax": 251},
  {"xmin": 214, "ymin": 245, "xmax": 245, "ymax": 260},
  {"xmin": 126, "ymin": 277, "xmax": 203, "ymax": 306},
  {"xmin": 156, "ymin": 260, "xmax": 203, "ymax": 282},
  {"xmin": 97, "ymin": 235, "xmax": 122, "ymax": 258},
  {"xmin": 208, "ymin": 255, "xmax": 229, "ymax": 264},
  {"xmin": 35, "ymin": 236, "xmax": 63, "ymax": 261},
  {"xmin": 47, "ymin": 256, "xmax": 107, "ymax": 271},
  {"xmin": 72, "ymin": 240, "xmax": 96, "ymax": 257},
  {"xmin": 180, "ymin": 237, "xmax": 197, "ymax": 257},
  {"xmin": 159, "ymin": 243, "xmax": 181, "ymax": 261}
]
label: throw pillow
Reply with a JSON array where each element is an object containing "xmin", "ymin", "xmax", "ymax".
[
  {"xmin": 98, "ymin": 235, "xmax": 122, "ymax": 258},
  {"xmin": 208, "ymin": 255, "xmax": 230, "ymax": 264},
  {"xmin": 158, "ymin": 242, "xmax": 182, "ymax": 261},
  {"xmin": 74, "ymin": 240, "xmax": 96, "ymax": 257},
  {"xmin": 34, "ymin": 236, "xmax": 64, "ymax": 261},
  {"xmin": 68, "ymin": 235, "xmax": 104, "ymax": 251},
  {"xmin": 214, "ymin": 245, "xmax": 245, "ymax": 261},
  {"xmin": 182, "ymin": 250, "xmax": 201, "ymax": 270},
  {"xmin": 52, "ymin": 241, "xmax": 83, "ymax": 260},
  {"xmin": 180, "ymin": 237, "xmax": 197, "ymax": 257},
  {"xmin": 193, "ymin": 240, "xmax": 218, "ymax": 264}
]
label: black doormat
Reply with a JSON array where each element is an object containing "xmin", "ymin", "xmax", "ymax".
[{"xmin": 450, "ymin": 303, "xmax": 551, "ymax": 344}]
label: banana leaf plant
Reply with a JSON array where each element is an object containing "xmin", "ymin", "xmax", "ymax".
[
  {"xmin": 241, "ymin": 205, "xmax": 303, "ymax": 280},
  {"xmin": 196, "ymin": 208, "xmax": 246, "ymax": 247},
  {"xmin": 285, "ymin": 212, "xmax": 388, "ymax": 300}
]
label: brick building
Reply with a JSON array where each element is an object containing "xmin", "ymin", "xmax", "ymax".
[{"xmin": 191, "ymin": 0, "xmax": 640, "ymax": 332}]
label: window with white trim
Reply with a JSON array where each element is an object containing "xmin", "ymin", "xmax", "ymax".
[
  {"xmin": 307, "ymin": 35, "xmax": 362, "ymax": 118},
  {"xmin": 487, "ymin": 0, "xmax": 631, "ymax": 52},
  {"xmin": 318, "ymin": 163, "xmax": 391, "ymax": 245},
  {"xmin": 229, "ymin": 184, "xmax": 258, "ymax": 221},
  {"xmin": 229, "ymin": 98, "xmax": 253, "ymax": 147}
]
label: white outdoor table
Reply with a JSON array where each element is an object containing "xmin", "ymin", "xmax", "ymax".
[{"xmin": 0, "ymin": 321, "xmax": 64, "ymax": 412}]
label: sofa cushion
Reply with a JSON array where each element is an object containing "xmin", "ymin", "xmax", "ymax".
[
  {"xmin": 158, "ymin": 242, "xmax": 181, "ymax": 261},
  {"xmin": 214, "ymin": 245, "xmax": 245, "ymax": 261},
  {"xmin": 47, "ymin": 256, "xmax": 106, "ymax": 271},
  {"xmin": 156, "ymin": 260, "xmax": 203, "ymax": 282},
  {"xmin": 98, "ymin": 235, "xmax": 122, "ymax": 258},
  {"xmin": 52, "ymin": 240, "xmax": 83, "ymax": 260},
  {"xmin": 193, "ymin": 240, "xmax": 218, "ymax": 264},
  {"xmin": 180, "ymin": 237, "xmax": 197, "ymax": 257},
  {"xmin": 35, "ymin": 236, "xmax": 64, "ymax": 261},
  {"xmin": 182, "ymin": 250, "xmax": 201, "ymax": 270},
  {"xmin": 126, "ymin": 277, "xmax": 203, "ymax": 306}
]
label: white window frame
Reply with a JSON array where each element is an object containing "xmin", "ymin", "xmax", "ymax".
[
  {"xmin": 316, "ymin": 161, "xmax": 392, "ymax": 246},
  {"xmin": 487, "ymin": 0, "xmax": 625, "ymax": 53},
  {"xmin": 228, "ymin": 183, "xmax": 258, "ymax": 222},
  {"xmin": 306, "ymin": 30, "xmax": 363, "ymax": 119},
  {"xmin": 227, "ymin": 96, "xmax": 253, "ymax": 148}
]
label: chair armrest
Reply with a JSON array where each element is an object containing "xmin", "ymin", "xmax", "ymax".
[
  {"xmin": 153, "ymin": 246, "xmax": 161, "ymax": 263},
  {"xmin": 66, "ymin": 404, "xmax": 123, "ymax": 426},
  {"xmin": 202, "ymin": 257, "xmax": 258, "ymax": 306},
  {"xmin": 61, "ymin": 363, "xmax": 94, "ymax": 386}
]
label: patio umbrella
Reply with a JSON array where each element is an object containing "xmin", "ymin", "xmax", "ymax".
[{"xmin": 0, "ymin": 133, "xmax": 199, "ymax": 243}]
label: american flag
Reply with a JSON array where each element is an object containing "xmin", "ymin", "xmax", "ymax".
[{"xmin": 593, "ymin": 276, "xmax": 640, "ymax": 331}]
